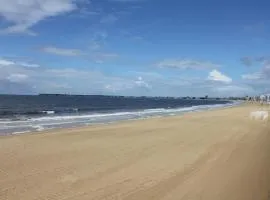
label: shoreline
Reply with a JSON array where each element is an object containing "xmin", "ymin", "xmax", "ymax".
[{"xmin": 0, "ymin": 101, "xmax": 240, "ymax": 139}]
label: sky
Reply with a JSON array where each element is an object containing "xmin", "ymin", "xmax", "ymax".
[{"xmin": 0, "ymin": 0, "xmax": 269, "ymax": 97}]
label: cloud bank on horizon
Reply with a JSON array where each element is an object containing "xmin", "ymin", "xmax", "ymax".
[{"xmin": 0, "ymin": 0, "xmax": 269, "ymax": 97}]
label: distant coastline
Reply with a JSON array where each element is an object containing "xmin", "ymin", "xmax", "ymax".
[
  {"xmin": 36, "ymin": 93, "xmax": 244, "ymax": 101},
  {"xmin": 0, "ymin": 93, "xmax": 246, "ymax": 101}
]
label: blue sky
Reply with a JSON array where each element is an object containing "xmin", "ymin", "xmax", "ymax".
[{"xmin": 0, "ymin": 0, "xmax": 269, "ymax": 97}]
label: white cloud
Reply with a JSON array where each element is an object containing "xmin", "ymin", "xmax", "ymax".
[
  {"xmin": 40, "ymin": 46, "xmax": 83, "ymax": 56},
  {"xmin": 0, "ymin": 0, "xmax": 87, "ymax": 34},
  {"xmin": 0, "ymin": 58, "xmax": 39, "ymax": 68},
  {"xmin": 0, "ymin": 59, "xmax": 15, "ymax": 66},
  {"xmin": 157, "ymin": 59, "xmax": 220, "ymax": 70},
  {"xmin": 242, "ymin": 61, "xmax": 270, "ymax": 81},
  {"xmin": 18, "ymin": 62, "xmax": 40, "ymax": 68},
  {"xmin": 46, "ymin": 83, "xmax": 72, "ymax": 89},
  {"xmin": 208, "ymin": 69, "xmax": 232, "ymax": 83},
  {"xmin": 212, "ymin": 85, "xmax": 254, "ymax": 96},
  {"xmin": 7, "ymin": 73, "xmax": 29, "ymax": 82},
  {"xmin": 104, "ymin": 76, "xmax": 151, "ymax": 94},
  {"xmin": 104, "ymin": 82, "xmax": 132, "ymax": 93},
  {"xmin": 234, "ymin": 57, "xmax": 270, "ymax": 95},
  {"xmin": 39, "ymin": 45, "xmax": 119, "ymax": 62},
  {"xmin": 242, "ymin": 73, "xmax": 262, "ymax": 80},
  {"xmin": 135, "ymin": 76, "xmax": 151, "ymax": 89},
  {"xmin": 46, "ymin": 68, "xmax": 101, "ymax": 78}
]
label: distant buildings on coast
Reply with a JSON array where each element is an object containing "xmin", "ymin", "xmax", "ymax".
[
  {"xmin": 245, "ymin": 94, "xmax": 270, "ymax": 104},
  {"xmin": 38, "ymin": 93, "xmax": 246, "ymax": 101}
]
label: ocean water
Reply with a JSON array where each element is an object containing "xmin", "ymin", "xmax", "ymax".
[{"xmin": 0, "ymin": 94, "xmax": 235, "ymax": 135}]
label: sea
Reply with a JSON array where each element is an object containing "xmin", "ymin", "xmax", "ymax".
[{"xmin": 0, "ymin": 94, "xmax": 237, "ymax": 136}]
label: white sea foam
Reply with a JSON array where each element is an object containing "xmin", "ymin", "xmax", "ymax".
[
  {"xmin": 11, "ymin": 130, "xmax": 31, "ymax": 135},
  {"xmin": 28, "ymin": 111, "xmax": 134, "ymax": 121},
  {"xmin": 42, "ymin": 110, "xmax": 55, "ymax": 114},
  {"xmin": 32, "ymin": 125, "xmax": 45, "ymax": 131}
]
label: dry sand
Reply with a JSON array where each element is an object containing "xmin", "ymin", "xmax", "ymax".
[{"xmin": 1, "ymin": 105, "xmax": 270, "ymax": 200}]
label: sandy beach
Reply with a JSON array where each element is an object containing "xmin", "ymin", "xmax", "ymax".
[{"xmin": 1, "ymin": 104, "xmax": 270, "ymax": 200}]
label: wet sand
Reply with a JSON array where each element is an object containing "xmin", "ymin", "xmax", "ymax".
[{"xmin": 1, "ymin": 105, "xmax": 270, "ymax": 200}]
